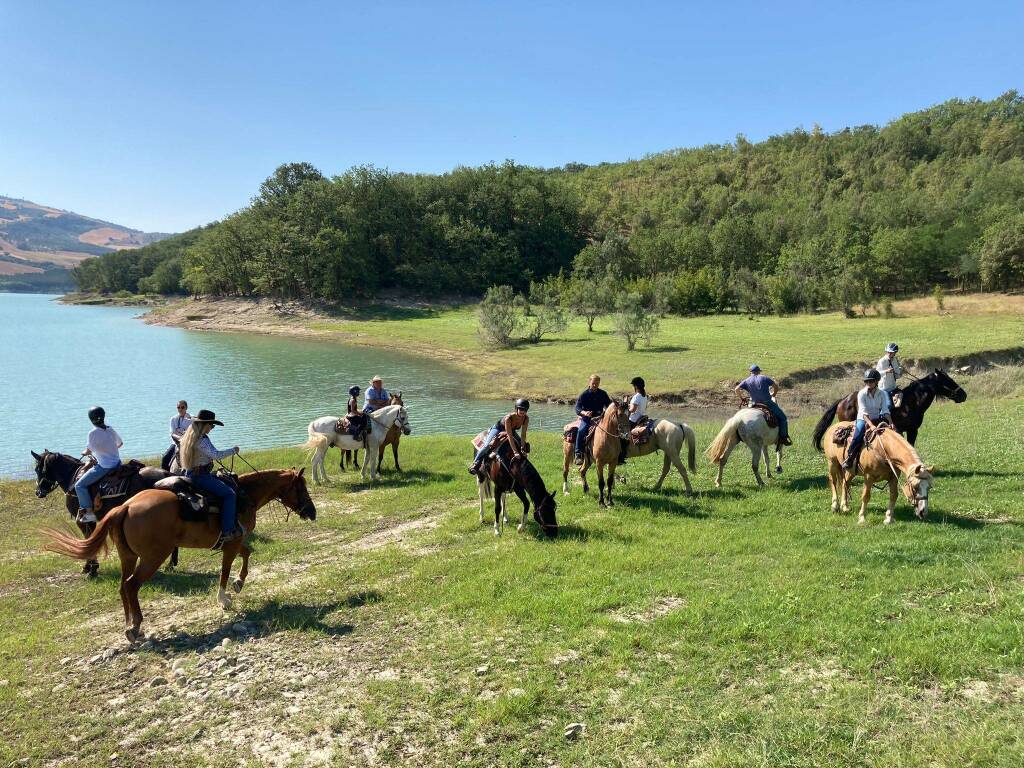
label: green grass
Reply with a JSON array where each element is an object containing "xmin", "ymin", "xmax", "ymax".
[
  {"xmin": 303, "ymin": 296, "xmax": 1024, "ymax": 400},
  {"xmin": 2, "ymin": 399, "xmax": 1023, "ymax": 766}
]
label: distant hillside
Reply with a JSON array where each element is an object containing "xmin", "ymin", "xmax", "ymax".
[{"xmin": 0, "ymin": 196, "xmax": 171, "ymax": 292}]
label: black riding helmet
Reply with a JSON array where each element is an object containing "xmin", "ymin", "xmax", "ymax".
[
  {"xmin": 349, "ymin": 385, "xmax": 361, "ymax": 397},
  {"xmin": 863, "ymin": 369, "xmax": 881, "ymax": 382},
  {"xmin": 87, "ymin": 406, "xmax": 106, "ymax": 426},
  {"xmin": 515, "ymin": 398, "xmax": 530, "ymax": 411},
  {"xmin": 631, "ymin": 376, "xmax": 646, "ymax": 390}
]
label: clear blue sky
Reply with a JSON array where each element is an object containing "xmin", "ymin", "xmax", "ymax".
[{"xmin": 2, "ymin": 1, "xmax": 1021, "ymax": 233}]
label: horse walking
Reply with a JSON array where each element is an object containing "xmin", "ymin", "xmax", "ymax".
[
  {"xmin": 706, "ymin": 408, "xmax": 782, "ymax": 488},
  {"xmin": 44, "ymin": 468, "xmax": 316, "ymax": 642},
  {"xmin": 305, "ymin": 404, "xmax": 410, "ymax": 484},
  {"xmin": 813, "ymin": 369, "xmax": 966, "ymax": 449},
  {"xmin": 618, "ymin": 419, "xmax": 698, "ymax": 495},
  {"xmin": 821, "ymin": 423, "xmax": 934, "ymax": 525},
  {"xmin": 475, "ymin": 438, "xmax": 558, "ymax": 537},
  {"xmin": 561, "ymin": 401, "xmax": 628, "ymax": 507}
]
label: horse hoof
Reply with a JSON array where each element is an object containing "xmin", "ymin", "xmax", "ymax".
[
  {"xmin": 858, "ymin": 517, "xmax": 866, "ymax": 525},
  {"xmin": 775, "ymin": 467, "xmax": 783, "ymax": 474},
  {"xmin": 232, "ymin": 579, "xmax": 244, "ymax": 594},
  {"xmin": 165, "ymin": 564, "xmax": 175, "ymax": 573},
  {"xmin": 884, "ymin": 518, "xmax": 893, "ymax": 526},
  {"xmin": 125, "ymin": 628, "xmax": 143, "ymax": 643},
  {"xmin": 517, "ymin": 524, "xmax": 524, "ymax": 533}
]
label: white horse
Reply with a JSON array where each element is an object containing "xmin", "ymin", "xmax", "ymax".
[
  {"xmin": 705, "ymin": 408, "xmax": 782, "ymax": 488},
  {"xmin": 304, "ymin": 405, "xmax": 409, "ymax": 484}
]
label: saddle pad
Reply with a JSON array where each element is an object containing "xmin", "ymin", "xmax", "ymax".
[
  {"xmin": 177, "ymin": 493, "xmax": 219, "ymax": 523},
  {"xmin": 832, "ymin": 425, "xmax": 853, "ymax": 446},
  {"xmin": 750, "ymin": 403, "xmax": 778, "ymax": 429},
  {"xmin": 629, "ymin": 419, "xmax": 654, "ymax": 445},
  {"xmin": 471, "ymin": 430, "xmax": 489, "ymax": 450}
]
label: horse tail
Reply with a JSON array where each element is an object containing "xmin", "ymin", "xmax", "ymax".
[
  {"xmin": 813, "ymin": 399, "xmax": 842, "ymax": 453},
  {"xmin": 43, "ymin": 503, "xmax": 127, "ymax": 561},
  {"xmin": 677, "ymin": 423, "xmax": 697, "ymax": 472},
  {"xmin": 705, "ymin": 414, "xmax": 742, "ymax": 465},
  {"xmin": 303, "ymin": 433, "xmax": 329, "ymax": 458},
  {"xmin": 479, "ymin": 472, "xmax": 493, "ymax": 500}
]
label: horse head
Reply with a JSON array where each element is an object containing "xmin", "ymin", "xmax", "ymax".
[
  {"xmin": 904, "ymin": 463, "xmax": 935, "ymax": 520},
  {"xmin": 277, "ymin": 468, "xmax": 317, "ymax": 521},
  {"xmin": 533, "ymin": 490, "xmax": 559, "ymax": 538},
  {"xmin": 31, "ymin": 449, "xmax": 68, "ymax": 498},
  {"xmin": 929, "ymin": 369, "xmax": 967, "ymax": 403},
  {"xmin": 389, "ymin": 391, "xmax": 405, "ymax": 407}
]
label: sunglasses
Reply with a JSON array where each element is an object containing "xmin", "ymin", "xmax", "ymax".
[{"xmin": 177, "ymin": 406, "xmax": 187, "ymax": 410}]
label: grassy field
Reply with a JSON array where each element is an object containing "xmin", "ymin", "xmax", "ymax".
[
  {"xmin": 2, "ymin": 398, "xmax": 1023, "ymax": 766},
  {"xmin": 301, "ymin": 293, "xmax": 1024, "ymax": 400}
]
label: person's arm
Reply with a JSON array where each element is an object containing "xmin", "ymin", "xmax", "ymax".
[
  {"xmin": 575, "ymin": 392, "xmax": 586, "ymax": 417},
  {"xmin": 170, "ymin": 416, "xmax": 177, "ymax": 439},
  {"xmin": 767, "ymin": 378, "xmax": 779, "ymax": 397},
  {"xmin": 112, "ymin": 429, "xmax": 123, "ymax": 449},
  {"xmin": 519, "ymin": 415, "xmax": 528, "ymax": 450}
]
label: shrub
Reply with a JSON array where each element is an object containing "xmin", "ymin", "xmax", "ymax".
[
  {"xmin": 666, "ymin": 268, "xmax": 719, "ymax": 316},
  {"xmin": 478, "ymin": 285, "xmax": 521, "ymax": 348},
  {"xmin": 932, "ymin": 284, "xmax": 945, "ymax": 312},
  {"xmin": 522, "ymin": 277, "xmax": 567, "ymax": 343},
  {"xmin": 613, "ymin": 292, "xmax": 660, "ymax": 351}
]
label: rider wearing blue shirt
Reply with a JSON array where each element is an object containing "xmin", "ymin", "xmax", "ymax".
[
  {"xmin": 735, "ymin": 365, "xmax": 791, "ymax": 446},
  {"xmin": 178, "ymin": 410, "xmax": 242, "ymax": 551}
]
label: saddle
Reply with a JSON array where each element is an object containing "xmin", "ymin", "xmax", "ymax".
[
  {"xmin": 153, "ymin": 470, "xmax": 241, "ymax": 523},
  {"xmin": 628, "ymin": 417, "xmax": 654, "ymax": 446},
  {"xmin": 563, "ymin": 418, "xmax": 598, "ymax": 446},
  {"xmin": 335, "ymin": 416, "xmax": 368, "ymax": 446},
  {"xmin": 832, "ymin": 425, "xmax": 853, "ymax": 446},
  {"xmin": 749, "ymin": 403, "xmax": 778, "ymax": 429},
  {"xmin": 472, "ymin": 431, "xmax": 526, "ymax": 471},
  {"xmin": 73, "ymin": 459, "xmax": 152, "ymax": 502}
]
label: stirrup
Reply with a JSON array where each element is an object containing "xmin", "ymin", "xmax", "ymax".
[
  {"xmin": 76, "ymin": 509, "xmax": 97, "ymax": 524},
  {"xmin": 574, "ymin": 453, "xmax": 584, "ymax": 466}
]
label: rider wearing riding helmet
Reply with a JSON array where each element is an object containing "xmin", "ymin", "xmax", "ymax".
[
  {"xmin": 347, "ymin": 385, "xmax": 367, "ymax": 439},
  {"xmin": 619, "ymin": 376, "xmax": 649, "ymax": 465},
  {"xmin": 876, "ymin": 342, "xmax": 902, "ymax": 408},
  {"xmin": 468, "ymin": 398, "xmax": 530, "ymax": 476},
  {"xmin": 74, "ymin": 406, "xmax": 123, "ymax": 524},
  {"xmin": 842, "ymin": 369, "xmax": 893, "ymax": 472},
  {"xmin": 177, "ymin": 410, "xmax": 242, "ymax": 550}
]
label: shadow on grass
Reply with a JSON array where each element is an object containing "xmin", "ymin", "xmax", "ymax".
[
  {"xmin": 891, "ymin": 507, "xmax": 1006, "ymax": 530},
  {"xmin": 929, "ymin": 469, "xmax": 1021, "ymax": 480},
  {"xmin": 785, "ymin": 474, "xmax": 830, "ymax": 492},
  {"xmin": 640, "ymin": 344, "xmax": 691, "ymax": 353}
]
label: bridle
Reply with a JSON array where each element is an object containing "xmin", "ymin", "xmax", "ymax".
[{"xmin": 871, "ymin": 428, "xmax": 928, "ymax": 505}]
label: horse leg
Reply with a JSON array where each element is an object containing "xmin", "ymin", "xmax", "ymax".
[
  {"xmin": 218, "ymin": 541, "xmax": 242, "ymax": 610},
  {"xmin": 714, "ymin": 440, "xmax": 738, "ymax": 489},
  {"xmin": 166, "ymin": 547, "xmax": 178, "ymax": 573},
  {"xmin": 858, "ymin": 482, "xmax": 872, "ymax": 525},
  {"xmin": 606, "ymin": 461, "xmax": 616, "ymax": 507},
  {"xmin": 493, "ymin": 492, "xmax": 503, "ymax": 537},
  {"xmin": 774, "ymin": 444, "xmax": 783, "ymax": 474},
  {"xmin": 885, "ymin": 477, "xmax": 898, "ymax": 526},
  {"xmin": 392, "ymin": 441, "xmax": 401, "ymax": 472},
  {"xmin": 751, "ymin": 445, "xmax": 765, "ymax": 488},
  {"xmin": 233, "ymin": 543, "xmax": 252, "ymax": 593},
  {"xmin": 352, "ymin": 450, "xmax": 361, "ymax": 469},
  {"xmin": 668, "ymin": 452, "xmax": 694, "ymax": 496},
  {"xmin": 828, "ymin": 461, "xmax": 840, "ymax": 513},
  {"xmin": 906, "ymin": 427, "xmax": 918, "ymax": 446},
  {"xmin": 653, "ymin": 454, "xmax": 672, "ymax": 491},
  {"xmin": 124, "ymin": 555, "xmax": 168, "ymax": 642},
  {"xmin": 514, "ymin": 487, "xmax": 530, "ymax": 533},
  {"xmin": 117, "ymin": 547, "xmax": 139, "ymax": 631},
  {"xmin": 562, "ymin": 445, "xmax": 572, "ymax": 495},
  {"xmin": 580, "ymin": 455, "xmax": 591, "ymax": 495},
  {"xmin": 478, "ymin": 478, "xmax": 486, "ymax": 524},
  {"xmin": 597, "ymin": 462, "xmax": 607, "ymax": 507}
]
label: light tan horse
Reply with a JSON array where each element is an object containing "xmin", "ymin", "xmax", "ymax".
[
  {"xmin": 618, "ymin": 419, "xmax": 697, "ymax": 495},
  {"xmin": 561, "ymin": 401, "xmax": 629, "ymax": 507},
  {"xmin": 44, "ymin": 468, "xmax": 316, "ymax": 641},
  {"xmin": 822, "ymin": 422, "xmax": 934, "ymax": 525},
  {"xmin": 705, "ymin": 408, "xmax": 782, "ymax": 488}
]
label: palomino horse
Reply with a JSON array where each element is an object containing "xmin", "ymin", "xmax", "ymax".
[
  {"xmin": 822, "ymin": 423, "xmax": 934, "ymax": 525},
  {"xmin": 342, "ymin": 392, "xmax": 410, "ymax": 473},
  {"xmin": 705, "ymin": 408, "xmax": 782, "ymax": 488},
  {"xmin": 31, "ymin": 450, "xmax": 178, "ymax": 577},
  {"xmin": 561, "ymin": 401, "xmax": 629, "ymax": 507},
  {"xmin": 305, "ymin": 404, "xmax": 411, "ymax": 484},
  {"xmin": 813, "ymin": 369, "xmax": 966, "ymax": 448},
  {"xmin": 618, "ymin": 419, "xmax": 698, "ymax": 496},
  {"xmin": 474, "ymin": 437, "xmax": 558, "ymax": 537},
  {"xmin": 44, "ymin": 468, "xmax": 316, "ymax": 642}
]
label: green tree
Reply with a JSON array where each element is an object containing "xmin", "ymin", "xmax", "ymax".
[{"xmin": 613, "ymin": 292, "xmax": 660, "ymax": 351}]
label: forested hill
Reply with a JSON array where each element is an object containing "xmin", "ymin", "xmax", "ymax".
[{"xmin": 74, "ymin": 92, "xmax": 1024, "ymax": 311}]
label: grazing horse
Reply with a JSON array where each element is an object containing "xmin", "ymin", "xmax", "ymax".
[
  {"xmin": 44, "ymin": 468, "xmax": 316, "ymax": 642},
  {"xmin": 705, "ymin": 408, "xmax": 782, "ymax": 489},
  {"xmin": 813, "ymin": 369, "xmax": 967, "ymax": 449},
  {"xmin": 305, "ymin": 404, "xmax": 411, "ymax": 484},
  {"xmin": 31, "ymin": 450, "xmax": 178, "ymax": 577},
  {"xmin": 342, "ymin": 392, "xmax": 410, "ymax": 473},
  {"xmin": 475, "ymin": 438, "xmax": 558, "ymax": 537},
  {"xmin": 822, "ymin": 423, "xmax": 934, "ymax": 525},
  {"xmin": 561, "ymin": 401, "xmax": 629, "ymax": 507}
]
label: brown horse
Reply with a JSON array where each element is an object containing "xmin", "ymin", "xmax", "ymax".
[
  {"xmin": 822, "ymin": 423, "xmax": 934, "ymax": 525},
  {"xmin": 341, "ymin": 392, "xmax": 409, "ymax": 473},
  {"xmin": 561, "ymin": 400, "xmax": 629, "ymax": 507},
  {"xmin": 44, "ymin": 468, "xmax": 316, "ymax": 642},
  {"xmin": 475, "ymin": 436, "xmax": 558, "ymax": 537}
]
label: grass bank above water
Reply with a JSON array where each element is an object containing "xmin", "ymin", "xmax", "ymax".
[
  {"xmin": 144, "ymin": 293, "xmax": 1024, "ymax": 402},
  {"xmin": 2, "ymin": 400, "xmax": 1023, "ymax": 766}
]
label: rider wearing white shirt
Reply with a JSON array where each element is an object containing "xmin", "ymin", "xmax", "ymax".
[
  {"xmin": 74, "ymin": 406, "xmax": 123, "ymax": 523},
  {"xmin": 876, "ymin": 342, "xmax": 902, "ymax": 406},
  {"xmin": 162, "ymin": 400, "xmax": 192, "ymax": 470},
  {"xmin": 621, "ymin": 376, "xmax": 649, "ymax": 465},
  {"xmin": 842, "ymin": 369, "xmax": 892, "ymax": 472}
]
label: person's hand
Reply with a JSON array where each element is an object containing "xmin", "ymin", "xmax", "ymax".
[
  {"xmin": 522, "ymin": 442, "xmax": 531, "ymax": 454},
  {"xmin": 81, "ymin": 448, "xmax": 92, "ymax": 456}
]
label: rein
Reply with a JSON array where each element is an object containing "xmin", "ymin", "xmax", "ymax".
[{"xmin": 870, "ymin": 429, "xmax": 925, "ymax": 502}]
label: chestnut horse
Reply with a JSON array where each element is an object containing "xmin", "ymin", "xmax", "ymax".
[
  {"xmin": 31, "ymin": 450, "xmax": 178, "ymax": 578},
  {"xmin": 822, "ymin": 423, "xmax": 934, "ymax": 525},
  {"xmin": 475, "ymin": 436, "xmax": 558, "ymax": 537},
  {"xmin": 44, "ymin": 468, "xmax": 316, "ymax": 642},
  {"xmin": 561, "ymin": 401, "xmax": 629, "ymax": 507}
]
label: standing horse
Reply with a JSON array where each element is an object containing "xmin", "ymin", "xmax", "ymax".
[
  {"xmin": 813, "ymin": 369, "xmax": 967, "ymax": 449},
  {"xmin": 822, "ymin": 423, "xmax": 934, "ymax": 525},
  {"xmin": 304, "ymin": 404, "xmax": 410, "ymax": 484},
  {"xmin": 475, "ymin": 438, "xmax": 558, "ymax": 537},
  {"xmin": 31, "ymin": 450, "xmax": 178, "ymax": 577},
  {"xmin": 561, "ymin": 401, "xmax": 628, "ymax": 507},
  {"xmin": 617, "ymin": 419, "xmax": 698, "ymax": 496},
  {"xmin": 342, "ymin": 392, "xmax": 410, "ymax": 473},
  {"xmin": 44, "ymin": 468, "xmax": 316, "ymax": 642},
  {"xmin": 705, "ymin": 408, "xmax": 782, "ymax": 489}
]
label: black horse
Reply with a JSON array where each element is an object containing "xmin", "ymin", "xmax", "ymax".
[
  {"xmin": 813, "ymin": 369, "xmax": 967, "ymax": 451},
  {"xmin": 31, "ymin": 450, "xmax": 179, "ymax": 577},
  {"xmin": 475, "ymin": 438, "xmax": 558, "ymax": 538}
]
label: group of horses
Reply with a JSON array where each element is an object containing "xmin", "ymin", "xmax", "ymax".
[{"xmin": 30, "ymin": 368, "xmax": 966, "ymax": 642}]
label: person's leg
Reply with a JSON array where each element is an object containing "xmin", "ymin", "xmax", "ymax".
[
  {"xmin": 470, "ymin": 427, "xmax": 500, "ymax": 471},
  {"xmin": 74, "ymin": 463, "xmax": 113, "ymax": 518},
  {"xmin": 160, "ymin": 444, "xmax": 176, "ymax": 471},
  {"xmin": 190, "ymin": 473, "xmax": 237, "ymax": 535},
  {"xmin": 768, "ymin": 402, "xmax": 790, "ymax": 443},
  {"xmin": 843, "ymin": 419, "xmax": 867, "ymax": 470},
  {"xmin": 574, "ymin": 416, "xmax": 591, "ymax": 459}
]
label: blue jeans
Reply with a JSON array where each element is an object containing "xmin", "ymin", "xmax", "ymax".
[
  {"xmin": 186, "ymin": 470, "xmax": 237, "ymax": 534},
  {"xmin": 574, "ymin": 415, "xmax": 593, "ymax": 456},
  {"xmin": 161, "ymin": 443, "xmax": 177, "ymax": 471},
  {"xmin": 474, "ymin": 427, "xmax": 500, "ymax": 464},
  {"xmin": 75, "ymin": 461, "xmax": 118, "ymax": 511},
  {"xmin": 846, "ymin": 419, "xmax": 867, "ymax": 464},
  {"xmin": 762, "ymin": 401, "xmax": 788, "ymax": 440}
]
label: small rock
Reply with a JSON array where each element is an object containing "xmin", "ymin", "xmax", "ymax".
[
  {"xmin": 508, "ymin": 688, "xmax": 526, "ymax": 697},
  {"xmin": 88, "ymin": 654, "xmax": 104, "ymax": 665},
  {"xmin": 109, "ymin": 753, "xmax": 118, "ymax": 762},
  {"xmin": 475, "ymin": 665, "xmax": 490, "ymax": 676},
  {"xmin": 0, "ymin": 679, "xmax": 8, "ymax": 687},
  {"xmin": 149, "ymin": 676, "xmax": 169, "ymax": 688},
  {"xmin": 564, "ymin": 722, "xmax": 585, "ymax": 740},
  {"xmin": 220, "ymin": 638, "xmax": 232, "ymax": 648},
  {"xmin": 101, "ymin": 648, "xmax": 116, "ymax": 661}
]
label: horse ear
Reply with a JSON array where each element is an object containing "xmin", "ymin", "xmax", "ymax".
[
  {"xmin": 31, "ymin": 450, "xmax": 41, "ymax": 460},
  {"xmin": 925, "ymin": 464, "xmax": 935, "ymax": 474},
  {"xmin": 298, "ymin": 467, "xmax": 305, "ymax": 477}
]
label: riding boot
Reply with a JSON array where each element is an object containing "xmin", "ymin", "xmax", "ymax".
[
  {"xmin": 468, "ymin": 461, "xmax": 482, "ymax": 476},
  {"xmin": 574, "ymin": 452, "xmax": 584, "ymax": 466},
  {"xmin": 780, "ymin": 436, "xmax": 792, "ymax": 447}
]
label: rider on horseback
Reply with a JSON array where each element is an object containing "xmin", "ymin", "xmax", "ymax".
[
  {"xmin": 876, "ymin": 343, "xmax": 902, "ymax": 408},
  {"xmin": 468, "ymin": 398, "xmax": 530, "ymax": 476},
  {"xmin": 162, "ymin": 399, "xmax": 191, "ymax": 471},
  {"xmin": 347, "ymin": 385, "xmax": 368, "ymax": 440},
  {"xmin": 363, "ymin": 376, "xmax": 390, "ymax": 414},
  {"xmin": 574, "ymin": 374, "xmax": 613, "ymax": 465},
  {"xmin": 619, "ymin": 376, "xmax": 648, "ymax": 465},
  {"xmin": 74, "ymin": 406, "xmax": 123, "ymax": 524},
  {"xmin": 178, "ymin": 410, "xmax": 242, "ymax": 551},
  {"xmin": 734, "ymin": 365, "xmax": 791, "ymax": 446},
  {"xmin": 841, "ymin": 369, "xmax": 893, "ymax": 473}
]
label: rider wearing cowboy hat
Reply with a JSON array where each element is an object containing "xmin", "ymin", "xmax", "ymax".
[
  {"xmin": 876, "ymin": 342, "xmax": 902, "ymax": 408},
  {"xmin": 469, "ymin": 398, "xmax": 530, "ymax": 476},
  {"xmin": 177, "ymin": 410, "xmax": 242, "ymax": 550},
  {"xmin": 842, "ymin": 369, "xmax": 893, "ymax": 472},
  {"xmin": 363, "ymin": 376, "xmax": 390, "ymax": 414}
]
